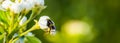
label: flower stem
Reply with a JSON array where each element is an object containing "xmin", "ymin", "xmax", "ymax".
[{"xmin": 12, "ymin": 20, "xmax": 40, "ymax": 43}]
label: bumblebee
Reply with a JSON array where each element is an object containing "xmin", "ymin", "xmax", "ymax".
[{"xmin": 39, "ymin": 16, "xmax": 56, "ymax": 35}]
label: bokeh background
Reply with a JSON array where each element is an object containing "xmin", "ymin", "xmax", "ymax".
[{"xmin": 28, "ymin": 0, "xmax": 120, "ymax": 43}]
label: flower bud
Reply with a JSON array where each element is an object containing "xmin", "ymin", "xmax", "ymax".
[{"xmin": 19, "ymin": 16, "xmax": 27, "ymax": 25}]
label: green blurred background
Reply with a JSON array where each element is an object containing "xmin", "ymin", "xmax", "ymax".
[{"xmin": 30, "ymin": 0, "xmax": 120, "ymax": 43}]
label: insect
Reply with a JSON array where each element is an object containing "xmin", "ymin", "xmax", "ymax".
[
  {"xmin": 39, "ymin": 16, "xmax": 56, "ymax": 35},
  {"xmin": 47, "ymin": 19, "xmax": 56, "ymax": 35}
]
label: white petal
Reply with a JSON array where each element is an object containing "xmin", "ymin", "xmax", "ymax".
[
  {"xmin": 1, "ymin": 0, "xmax": 13, "ymax": 9},
  {"xmin": 34, "ymin": 0, "xmax": 44, "ymax": 5},
  {"xmin": 26, "ymin": 32, "xmax": 34, "ymax": 36},
  {"xmin": 39, "ymin": 0, "xmax": 44, "ymax": 5},
  {"xmin": 38, "ymin": 16, "xmax": 50, "ymax": 29},
  {"xmin": 0, "ymin": 6, "xmax": 6, "ymax": 11},
  {"xmin": 24, "ymin": 0, "xmax": 35, "ymax": 11},
  {"xmin": 19, "ymin": 16, "xmax": 27, "ymax": 25},
  {"xmin": 10, "ymin": 3, "xmax": 24, "ymax": 14}
]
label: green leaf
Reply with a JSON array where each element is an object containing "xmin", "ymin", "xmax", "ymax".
[
  {"xmin": 0, "ymin": 27, "xmax": 4, "ymax": 34},
  {"xmin": 0, "ymin": 10, "xmax": 9, "ymax": 25},
  {"xmin": 25, "ymin": 36, "xmax": 42, "ymax": 43},
  {"xmin": 0, "ymin": 33, "xmax": 5, "ymax": 43}
]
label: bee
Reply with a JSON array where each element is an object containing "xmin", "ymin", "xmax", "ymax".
[{"xmin": 39, "ymin": 16, "xmax": 56, "ymax": 35}]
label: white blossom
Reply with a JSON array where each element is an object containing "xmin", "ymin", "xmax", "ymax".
[
  {"xmin": 38, "ymin": 16, "xmax": 56, "ymax": 35},
  {"xmin": 34, "ymin": 0, "xmax": 44, "ymax": 5},
  {"xmin": 1, "ymin": 0, "xmax": 45, "ymax": 13},
  {"xmin": 38, "ymin": 16, "xmax": 50, "ymax": 29},
  {"xmin": 10, "ymin": 3, "xmax": 24, "ymax": 14},
  {"xmin": 0, "ymin": 6, "xmax": 6, "ymax": 11},
  {"xmin": 19, "ymin": 16, "xmax": 27, "ymax": 25},
  {"xmin": 1, "ymin": 0, "xmax": 13, "ymax": 10},
  {"xmin": 24, "ymin": 0, "xmax": 35, "ymax": 11}
]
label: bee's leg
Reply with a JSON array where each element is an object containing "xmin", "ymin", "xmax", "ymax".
[{"xmin": 44, "ymin": 28, "xmax": 51, "ymax": 36}]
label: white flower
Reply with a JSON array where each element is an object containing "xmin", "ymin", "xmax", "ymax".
[
  {"xmin": 24, "ymin": 0, "xmax": 35, "ymax": 11},
  {"xmin": 1, "ymin": 0, "xmax": 13, "ymax": 10},
  {"xmin": 1, "ymin": 0, "xmax": 45, "ymax": 13},
  {"xmin": 38, "ymin": 16, "xmax": 56, "ymax": 35},
  {"xmin": 19, "ymin": 16, "xmax": 27, "ymax": 25},
  {"xmin": 0, "ymin": 6, "xmax": 6, "ymax": 11},
  {"xmin": 38, "ymin": 16, "xmax": 50, "ymax": 29},
  {"xmin": 14, "ymin": 0, "xmax": 35, "ymax": 13},
  {"xmin": 34, "ymin": 0, "xmax": 44, "ymax": 5},
  {"xmin": 10, "ymin": 2, "xmax": 25, "ymax": 14}
]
